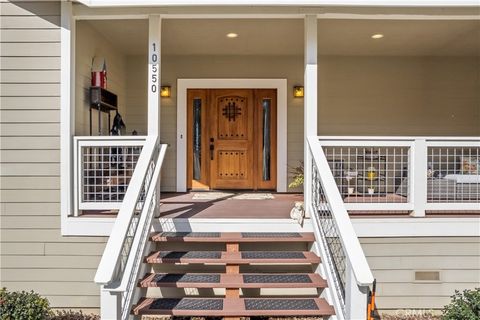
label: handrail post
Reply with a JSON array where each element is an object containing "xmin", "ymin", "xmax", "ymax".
[
  {"xmin": 100, "ymin": 285, "xmax": 121, "ymax": 320},
  {"xmin": 304, "ymin": 15, "xmax": 317, "ymax": 217},
  {"xmin": 411, "ymin": 138, "xmax": 427, "ymax": 217},
  {"xmin": 345, "ymin": 259, "xmax": 369, "ymax": 320}
]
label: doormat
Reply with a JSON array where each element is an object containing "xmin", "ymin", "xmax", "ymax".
[
  {"xmin": 192, "ymin": 192, "xmax": 234, "ymax": 200},
  {"xmin": 191, "ymin": 192, "xmax": 274, "ymax": 200},
  {"xmin": 231, "ymin": 193, "xmax": 274, "ymax": 200}
]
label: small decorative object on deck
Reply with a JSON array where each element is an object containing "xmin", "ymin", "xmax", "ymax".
[
  {"xmin": 345, "ymin": 169, "xmax": 357, "ymax": 195},
  {"xmin": 110, "ymin": 111, "xmax": 126, "ymax": 136},
  {"xmin": 91, "ymin": 56, "xmax": 107, "ymax": 89},
  {"xmin": 290, "ymin": 201, "xmax": 305, "ymax": 225},
  {"xmin": 366, "ymin": 166, "xmax": 377, "ymax": 181}
]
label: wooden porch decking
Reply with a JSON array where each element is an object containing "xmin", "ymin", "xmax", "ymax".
[
  {"xmin": 82, "ymin": 192, "xmax": 479, "ymax": 218},
  {"xmin": 158, "ymin": 192, "xmax": 479, "ymax": 220},
  {"xmin": 159, "ymin": 193, "xmax": 302, "ymax": 219}
]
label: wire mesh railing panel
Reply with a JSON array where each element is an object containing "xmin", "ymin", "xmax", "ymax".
[
  {"xmin": 116, "ymin": 153, "xmax": 158, "ymax": 283},
  {"xmin": 80, "ymin": 144, "xmax": 143, "ymax": 208},
  {"xmin": 311, "ymin": 160, "xmax": 346, "ymax": 314},
  {"xmin": 427, "ymin": 147, "xmax": 480, "ymax": 203},
  {"xmin": 322, "ymin": 146, "xmax": 410, "ymax": 204},
  {"xmin": 121, "ymin": 186, "xmax": 158, "ymax": 319}
]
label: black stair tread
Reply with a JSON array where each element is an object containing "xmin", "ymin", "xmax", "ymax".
[
  {"xmin": 145, "ymin": 251, "xmax": 320, "ymax": 264},
  {"xmin": 132, "ymin": 297, "xmax": 335, "ymax": 316},
  {"xmin": 139, "ymin": 272, "xmax": 327, "ymax": 288},
  {"xmin": 150, "ymin": 232, "xmax": 314, "ymax": 243}
]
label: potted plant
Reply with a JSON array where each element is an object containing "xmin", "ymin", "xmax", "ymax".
[
  {"xmin": 288, "ymin": 161, "xmax": 304, "ymax": 189},
  {"xmin": 367, "ymin": 185, "xmax": 375, "ymax": 195},
  {"xmin": 345, "ymin": 169, "xmax": 358, "ymax": 195}
]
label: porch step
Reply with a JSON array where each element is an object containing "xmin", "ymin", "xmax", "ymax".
[
  {"xmin": 150, "ymin": 231, "xmax": 315, "ymax": 243},
  {"xmin": 139, "ymin": 272, "xmax": 327, "ymax": 288},
  {"xmin": 133, "ymin": 232, "xmax": 334, "ymax": 318},
  {"xmin": 132, "ymin": 297, "xmax": 335, "ymax": 317},
  {"xmin": 145, "ymin": 251, "xmax": 321, "ymax": 264}
]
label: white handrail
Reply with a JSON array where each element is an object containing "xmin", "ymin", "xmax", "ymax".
[
  {"xmin": 94, "ymin": 136, "xmax": 158, "ymax": 285},
  {"xmin": 318, "ymin": 135, "xmax": 480, "ymax": 141},
  {"xmin": 308, "ymin": 136, "xmax": 374, "ymax": 287},
  {"xmin": 106, "ymin": 144, "xmax": 167, "ymax": 320},
  {"xmin": 109, "ymin": 144, "xmax": 167, "ymax": 293}
]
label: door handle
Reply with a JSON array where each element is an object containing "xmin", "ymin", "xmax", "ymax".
[
  {"xmin": 210, "ymin": 144, "xmax": 214, "ymax": 160},
  {"xmin": 209, "ymin": 138, "xmax": 215, "ymax": 160}
]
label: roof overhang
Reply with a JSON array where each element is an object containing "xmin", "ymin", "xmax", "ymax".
[{"xmin": 74, "ymin": 0, "xmax": 480, "ymax": 8}]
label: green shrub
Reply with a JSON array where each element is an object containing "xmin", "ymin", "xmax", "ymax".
[
  {"xmin": 50, "ymin": 310, "xmax": 99, "ymax": 320},
  {"xmin": 0, "ymin": 287, "xmax": 51, "ymax": 320},
  {"xmin": 442, "ymin": 288, "xmax": 480, "ymax": 320}
]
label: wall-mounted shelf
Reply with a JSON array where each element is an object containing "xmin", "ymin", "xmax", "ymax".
[{"xmin": 89, "ymin": 87, "xmax": 118, "ymax": 135}]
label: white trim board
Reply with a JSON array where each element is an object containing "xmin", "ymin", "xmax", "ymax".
[
  {"xmin": 176, "ymin": 79, "xmax": 288, "ymax": 192},
  {"xmin": 351, "ymin": 217, "xmax": 480, "ymax": 237},
  {"xmin": 76, "ymin": 0, "xmax": 480, "ymax": 7},
  {"xmin": 60, "ymin": 215, "xmax": 479, "ymax": 236}
]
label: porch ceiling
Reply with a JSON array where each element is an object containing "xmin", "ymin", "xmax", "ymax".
[{"xmin": 85, "ymin": 18, "xmax": 480, "ymax": 56}]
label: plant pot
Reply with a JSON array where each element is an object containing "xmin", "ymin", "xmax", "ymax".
[
  {"xmin": 348, "ymin": 187, "xmax": 355, "ymax": 195},
  {"xmin": 367, "ymin": 188, "xmax": 375, "ymax": 195}
]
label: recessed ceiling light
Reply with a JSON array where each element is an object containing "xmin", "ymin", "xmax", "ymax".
[
  {"xmin": 226, "ymin": 33, "xmax": 238, "ymax": 38},
  {"xmin": 371, "ymin": 34, "xmax": 384, "ymax": 39}
]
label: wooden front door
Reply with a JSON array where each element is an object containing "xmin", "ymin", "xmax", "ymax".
[{"xmin": 187, "ymin": 89, "xmax": 276, "ymax": 190}]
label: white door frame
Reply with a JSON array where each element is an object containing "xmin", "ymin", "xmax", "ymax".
[{"xmin": 176, "ymin": 79, "xmax": 288, "ymax": 192}]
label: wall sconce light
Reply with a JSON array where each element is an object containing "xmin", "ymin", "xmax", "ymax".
[
  {"xmin": 160, "ymin": 86, "xmax": 171, "ymax": 98},
  {"xmin": 293, "ymin": 86, "xmax": 304, "ymax": 98}
]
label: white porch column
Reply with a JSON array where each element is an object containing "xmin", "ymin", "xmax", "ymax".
[
  {"xmin": 304, "ymin": 15, "xmax": 318, "ymax": 213},
  {"xmin": 148, "ymin": 15, "xmax": 161, "ymax": 136},
  {"xmin": 411, "ymin": 138, "xmax": 427, "ymax": 217},
  {"xmin": 345, "ymin": 259, "xmax": 369, "ymax": 319},
  {"xmin": 148, "ymin": 15, "xmax": 162, "ymax": 217}
]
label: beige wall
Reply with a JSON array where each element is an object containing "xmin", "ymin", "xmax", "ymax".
[
  {"xmin": 0, "ymin": 1, "xmax": 106, "ymax": 311},
  {"xmin": 123, "ymin": 54, "xmax": 305, "ymax": 191},
  {"xmin": 124, "ymin": 54, "xmax": 479, "ymax": 191},
  {"xmin": 360, "ymin": 237, "xmax": 480, "ymax": 310},
  {"xmin": 75, "ymin": 20, "xmax": 128, "ymax": 136},
  {"xmin": 319, "ymin": 56, "xmax": 480, "ymax": 136}
]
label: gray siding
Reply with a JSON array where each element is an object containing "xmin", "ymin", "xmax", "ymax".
[
  {"xmin": 0, "ymin": 1, "xmax": 106, "ymax": 311},
  {"xmin": 360, "ymin": 237, "xmax": 480, "ymax": 310}
]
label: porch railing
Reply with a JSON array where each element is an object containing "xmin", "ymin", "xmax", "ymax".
[
  {"xmin": 73, "ymin": 136, "xmax": 147, "ymax": 213},
  {"xmin": 318, "ymin": 136, "xmax": 480, "ymax": 215},
  {"xmin": 94, "ymin": 136, "xmax": 167, "ymax": 320},
  {"xmin": 307, "ymin": 136, "xmax": 374, "ymax": 320}
]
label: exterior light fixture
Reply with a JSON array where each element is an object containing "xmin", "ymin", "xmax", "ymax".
[
  {"xmin": 293, "ymin": 86, "xmax": 304, "ymax": 98},
  {"xmin": 371, "ymin": 34, "xmax": 384, "ymax": 39},
  {"xmin": 226, "ymin": 33, "xmax": 238, "ymax": 38},
  {"xmin": 160, "ymin": 86, "xmax": 171, "ymax": 98}
]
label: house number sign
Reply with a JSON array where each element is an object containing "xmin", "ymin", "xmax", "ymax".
[{"xmin": 150, "ymin": 42, "xmax": 159, "ymax": 94}]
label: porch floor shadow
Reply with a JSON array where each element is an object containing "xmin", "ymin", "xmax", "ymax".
[{"xmin": 159, "ymin": 192, "xmax": 303, "ymax": 219}]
